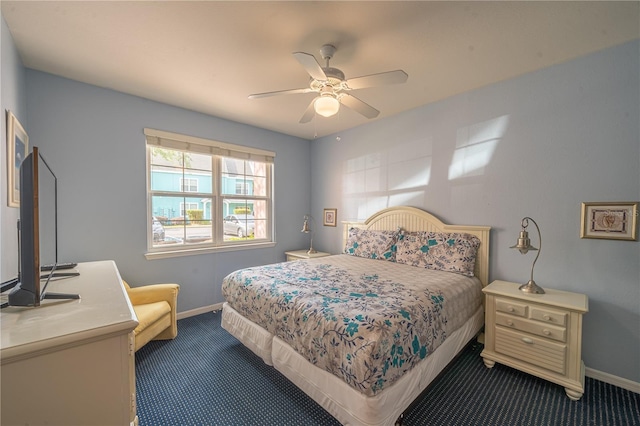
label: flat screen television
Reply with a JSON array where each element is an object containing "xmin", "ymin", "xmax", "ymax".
[{"xmin": 8, "ymin": 146, "xmax": 78, "ymax": 307}]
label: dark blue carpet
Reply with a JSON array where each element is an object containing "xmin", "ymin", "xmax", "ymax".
[{"xmin": 135, "ymin": 312, "xmax": 640, "ymax": 425}]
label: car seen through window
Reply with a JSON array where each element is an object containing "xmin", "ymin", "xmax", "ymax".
[{"xmin": 223, "ymin": 215, "xmax": 255, "ymax": 238}]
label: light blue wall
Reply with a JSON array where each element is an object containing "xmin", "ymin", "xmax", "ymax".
[
  {"xmin": 310, "ymin": 40, "xmax": 640, "ymax": 383},
  {"xmin": 24, "ymin": 70, "xmax": 312, "ymax": 312},
  {"xmin": 1, "ymin": 15, "xmax": 27, "ymax": 282}
]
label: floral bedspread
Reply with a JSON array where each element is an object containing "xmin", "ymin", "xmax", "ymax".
[{"xmin": 222, "ymin": 254, "xmax": 482, "ymax": 396}]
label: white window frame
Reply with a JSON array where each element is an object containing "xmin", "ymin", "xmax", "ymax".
[{"xmin": 144, "ymin": 128, "xmax": 276, "ymax": 259}]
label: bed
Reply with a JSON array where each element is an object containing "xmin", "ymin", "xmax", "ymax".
[{"xmin": 221, "ymin": 206, "xmax": 490, "ymax": 426}]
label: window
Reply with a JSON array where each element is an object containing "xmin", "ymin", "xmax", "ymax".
[
  {"xmin": 180, "ymin": 202, "xmax": 198, "ymax": 217},
  {"xmin": 235, "ymin": 182, "xmax": 247, "ymax": 195},
  {"xmin": 180, "ymin": 178, "xmax": 198, "ymax": 192},
  {"xmin": 145, "ymin": 128, "xmax": 275, "ymax": 258}
]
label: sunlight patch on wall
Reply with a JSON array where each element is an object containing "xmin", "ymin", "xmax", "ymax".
[
  {"xmin": 448, "ymin": 115, "xmax": 509, "ymax": 180},
  {"xmin": 341, "ymin": 197, "xmax": 382, "ymax": 222},
  {"xmin": 388, "ymin": 157, "xmax": 431, "ymax": 191},
  {"xmin": 342, "ymin": 138, "xmax": 432, "ymax": 220},
  {"xmin": 388, "ymin": 191, "xmax": 426, "ymax": 207}
]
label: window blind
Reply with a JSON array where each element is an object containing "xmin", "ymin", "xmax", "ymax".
[{"xmin": 144, "ymin": 128, "xmax": 275, "ymax": 163}]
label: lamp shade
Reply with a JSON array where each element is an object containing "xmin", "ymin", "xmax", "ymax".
[
  {"xmin": 301, "ymin": 218, "xmax": 310, "ymax": 233},
  {"xmin": 314, "ymin": 95, "xmax": 340, "ymax": 117},
  {"xmin": 510, "ymin": 230, "xmax": 538, "ymax": 254}
]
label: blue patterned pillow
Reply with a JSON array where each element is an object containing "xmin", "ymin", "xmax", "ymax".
[
  {"xmin": 396, "ymin": 231, "xmax": 480, "ymax": 277},
  {"xmin": 344, "ymin": 228, "xmax": 399, "ymax": 261}
]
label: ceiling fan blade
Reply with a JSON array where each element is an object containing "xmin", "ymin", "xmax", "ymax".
[
  {"xmin": 292, "ymin": 52, "xmax": 327, "ymax": 81},
  {"xmin": 345, "ymin": 70, "xmax": 408, "ymax": 90},
  {"xmin": 299, "ymin": 98, "xmax": 317, "ymax": 124},
  {"xmin": 248, "ymin": 87, "xmax": 313, "ymax": 99},
  {"xmin": 339, "ymin": 94, "xmax": 380, "ymax": 119}
]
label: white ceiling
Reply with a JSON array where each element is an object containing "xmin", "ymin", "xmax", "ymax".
[{"xmin": 2, "ymin": 1, "xmax": 638, "ymax": 140}]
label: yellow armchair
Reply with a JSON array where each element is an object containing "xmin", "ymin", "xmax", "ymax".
[{"xmin": 123, "ymin": 280, "xmax": 180, "ymax": 351}]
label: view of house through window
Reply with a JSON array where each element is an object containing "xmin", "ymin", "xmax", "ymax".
[{"xmin": 146, "ymin": 129, "xmax": 274, "ymax": 253}]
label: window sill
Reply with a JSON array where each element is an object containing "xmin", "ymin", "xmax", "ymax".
[{"xmin": 145, "ymin": 241, "xmax": 277, "ymax": 260}]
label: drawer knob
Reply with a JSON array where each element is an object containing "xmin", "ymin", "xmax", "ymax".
[
  {"xmin": 543, "ymin": 329, "xmax": 551, "ymax": 336},
  {"xmin": 543, "ymin": 314, "xmax": 551, "ymax": 321},
  {"xmin": 508, "ymin": 306, "xmax": 515, "ymax": 312},
  {"xmin": 507, "ymin": 320, "xmax": 514, "ymax": 326},
  {"xmin": 521, "ymin": 337, "xmax": 534, "ymax": 344}
]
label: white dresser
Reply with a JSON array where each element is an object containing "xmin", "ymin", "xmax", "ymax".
[
  {"xmin": 481, "ymin": 280, "xmax": 588, "ymax": 400},
  {"xmin": 1, "ymin": 261, "xmax": 138, "ymax": 425}
]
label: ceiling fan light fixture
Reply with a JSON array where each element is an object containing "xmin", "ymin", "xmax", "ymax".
[{"xmin": 314, "ymin": 95, "xmax": 340, "ymax": 117}]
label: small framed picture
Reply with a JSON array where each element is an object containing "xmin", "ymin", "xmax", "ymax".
[
  {"xmin": 6, "ymin": 110, "xmax": 29, "ymax": 208},
  {"xmin": 323, "ymin": 208, "xmax": 337, "ymax": 227},
  {"xmin": 580, "ymin": 202, "xmax": 638, "ymax": 241}
]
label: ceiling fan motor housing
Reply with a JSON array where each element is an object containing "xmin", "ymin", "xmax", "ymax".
[
  {"xmin": 310, "ymin": 68, "xmax": 346, "ymax": 93},
  {"xmin": 322, "ymin": 67, "xmax": 345, "ymax": 81}
]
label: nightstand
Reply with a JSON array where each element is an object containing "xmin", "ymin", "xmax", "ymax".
[
  {"xmin": 481, "ymin": 280, "xmax": 588, "ymax": 400},
  {"xmin": 285, "ymin": 250, "xmax": 331, "ymax": 261}
]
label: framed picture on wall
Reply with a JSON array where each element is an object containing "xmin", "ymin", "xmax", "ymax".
[
  {"xmin": 580, "ymin": 202, "xmax": 638, "ymax": 241},
  {"xmin": 323, "ymin": 208, "xmax": 337, "ymax": 227},
  {"xmin": 6, "ymin": 110, "xmax": 29, "ymax": 208}
]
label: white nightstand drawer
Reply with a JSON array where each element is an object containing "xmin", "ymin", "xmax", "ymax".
[
  {"xmin": 530, "ymin": 306, "xmax": 567, "ymax": 326},
  {"xmin": 495, "ymin": 327, "xmax": 567, "ymax": 375},
  {"xmin": 496, "ymin": 312, "xmax": 566, "ymax": 342},
  {"xmin": 496, "ymin": 298, "xmax": 528, "ymax": 317}
]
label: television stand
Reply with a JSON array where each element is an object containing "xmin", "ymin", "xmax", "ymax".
[
  {"xmin": 0, "ymin": 277, "xmax": 19, "ymax": 293},
  {"xmin": 42, "ymin": 291, "xmax": 80, "ymax": 300},
  {"xmin": 7, "ymin": 284, "xmax": 79, "ymax": 306}
]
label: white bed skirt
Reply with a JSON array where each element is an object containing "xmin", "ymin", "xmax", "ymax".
[
  {"xmin": 221, "ymin": 303, "xmax": 274, "ymax": 365},
  {"xmin": 222, "ymin": 302, "xmax": 483, "ymax": 426}
]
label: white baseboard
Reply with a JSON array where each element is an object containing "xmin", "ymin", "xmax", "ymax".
[
  {"xmin": 177, "ymin": 303, "xmax": 223, "ymax": 320},
  {"xmin": 586, "ymin": 367, "xmax": 640, "ymax": 394}
]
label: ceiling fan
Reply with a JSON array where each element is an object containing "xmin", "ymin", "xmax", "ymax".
[{"xmin": 248, "ymin": 44, "xmax": 408, "ymax": 123}]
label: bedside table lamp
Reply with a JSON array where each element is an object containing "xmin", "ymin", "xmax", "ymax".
[
  {"xmin": 510, "ymin": 216, "xmax": 545, "ymax": 294},
  {"xmin": 301, "ymin": 214, "xmax": 317, "ymax": 255}
]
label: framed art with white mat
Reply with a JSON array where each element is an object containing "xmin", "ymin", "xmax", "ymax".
[{"xmin": 580, "ymin": 202, "xmax": 638, "ymax": 241}]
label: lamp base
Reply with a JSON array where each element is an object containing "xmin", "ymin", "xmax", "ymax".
[
  {"xmin": 307, "ymin": 248, "xmax": 317, "ymax": 255},
  {"xmin": 519, "ymin": 280, "xmax": 545, "ymax": 294}
]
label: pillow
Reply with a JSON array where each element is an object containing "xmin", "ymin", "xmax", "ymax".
[
  {"xmin": 344, "ymin": 227, "xmax": 399, "ymax": 261},
  {"xmin": 396, "ymin": 231, "xmax": 480, "ymax": 277}
]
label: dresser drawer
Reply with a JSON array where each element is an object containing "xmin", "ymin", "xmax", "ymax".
[
  {"xmin": 496, "ymin": 312, "xmax": 566, "ymax": 342},
  {"xmin": 496, "ymin": 298, "xmax": 528, "ymax": 317},
  {"xmin": 495, "ymin": 327, "xmax": 567, "ymax": 375},
  {"xmin": 530, "ymin": 306, "xmax": 567, "ymax": 326}
]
